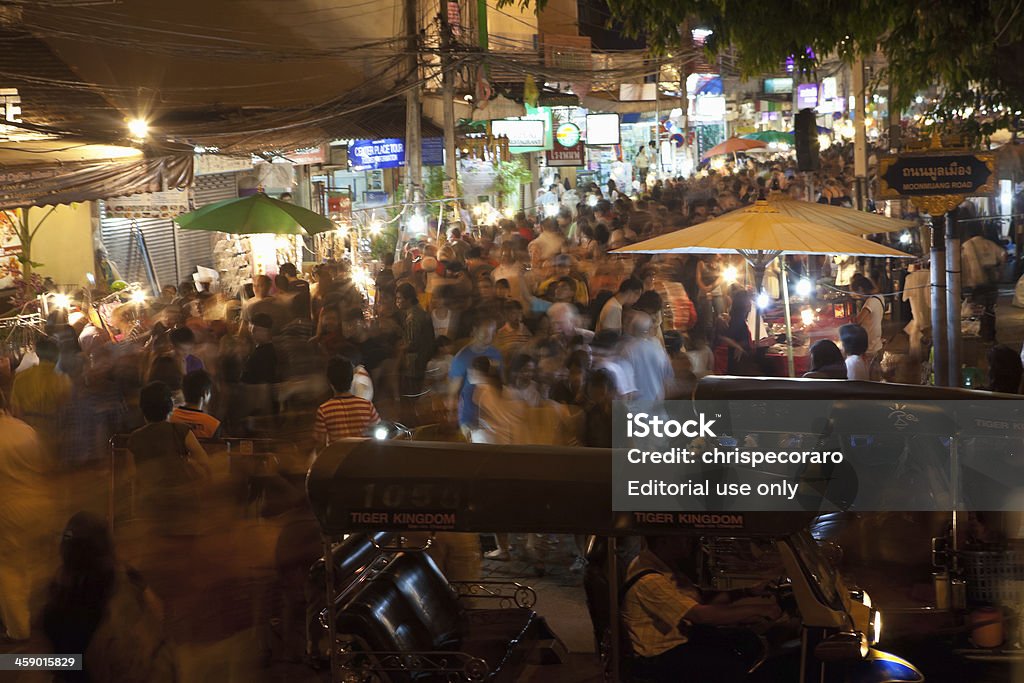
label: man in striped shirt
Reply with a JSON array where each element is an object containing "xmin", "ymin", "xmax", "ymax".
[{"xmin": 314, "ymin": 357, "xmax": 381, "ymax": 449}]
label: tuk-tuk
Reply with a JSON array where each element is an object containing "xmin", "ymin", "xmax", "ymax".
[
  {"xmin": 693, "ymin": 376, "xmax": 1024, "ymax": 663},
  {"xmin": 306, "ymin": 436, "xmax": 923, "ymax": 682}
]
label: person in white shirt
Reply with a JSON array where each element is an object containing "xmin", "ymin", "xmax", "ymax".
[
  {"xmin": 621, "ymin": 310, "xmax": 672, "ymax": 402},
  {"xmin": 527, "ymin": 219, "xmax": 566, "ymax": 266},
  {"xmin": 840, "ymin": 323, "xmax": 871, "ymax": 381},
  {"xmin": 851, "ymin": 275, "xmax": 884, "ymax": 359},
  {"xmin": 597, "ymin": 277, "xmax": 643, "ymax": 334}
]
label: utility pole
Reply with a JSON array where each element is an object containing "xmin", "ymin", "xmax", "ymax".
[
  {"xmin": 439, "ymin": 2, "xmax": 459, "ymax": 202},
  {"xmin": 945, "ymin": 211, "xmax": 962, "ymax": 385},
  {"xmin": 396, "ymin": 0, "xmax": 422, "ymax": 259},
  {"xmin": 852, "ymin": 55, "xmax": 868, "ymax": 210},
  {"xmin": 404, "ymin": 0, "xmax": 422, "ymax": 199}
]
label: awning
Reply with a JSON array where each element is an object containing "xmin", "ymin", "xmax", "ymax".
[
  {"xmin": 580, "ymin": 93, "xmax": 666, "ymax": 114},
  {"xmin": 322, "ymin": 101, "xmax": 443, "ymax": 141},
  {"xmin": 0, "ymin": 141, "xmax": 193, "ymax": 211}
]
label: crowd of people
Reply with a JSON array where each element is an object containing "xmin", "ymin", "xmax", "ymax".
[{"xmin": 0, "ymin": 152, "xmax": 1021, "ymax": 679}]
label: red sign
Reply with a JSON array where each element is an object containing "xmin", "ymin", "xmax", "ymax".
[
  {"xmin": 327, "ymin": 191, "xmax": 352, "ymax": 222},
  {"xmin": 546, "ymin": 143, "xmax": 584, "ymax": 167}
]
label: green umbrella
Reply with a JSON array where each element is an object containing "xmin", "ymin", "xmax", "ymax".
[
  {"xmin": 174, "ymin": 192, "xmax": 335, "ymax": 235},
  {"xmin": 742, "ymin": 130, "xmax": 794, "ymax": 145}
]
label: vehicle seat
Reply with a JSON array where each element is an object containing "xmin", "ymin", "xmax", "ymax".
[{"xmin": 335, "ymin": 578, "xmax": 437, "ymax": 683}]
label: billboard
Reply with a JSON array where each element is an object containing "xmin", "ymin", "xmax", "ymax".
[
  {"xmin": 349, "ymin": 138, "xmax": 406, "ymax": 171},
  {"xmin": 585, "ymin": 113, "xmax": 621, "ymax": 146}
]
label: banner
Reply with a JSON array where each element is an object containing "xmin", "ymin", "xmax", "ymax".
[
  {"xmin": 350, "ymin": 138, "xmax": 406, "ymax": 171},
  {"xmin": 105, "ymin": 189, "xmax": 191, "ymax": 219},
  {"xmin": 194, "ymin": 154, "xmax": 252, "ymax": 176}
]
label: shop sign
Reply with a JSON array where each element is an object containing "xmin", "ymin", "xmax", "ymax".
[
  {"xmin": 796, "ymin": 83, "xmax": 819, "ymax": 110},
  {"xmin": 327, "ymin": 191, "xmax": 352, "ymax": 221},
  {"xmin": 194, "ymin": 154, "xmax": 252, "ymax": 176},
  {"xmin": 878, "ymin": 152, "xmax": 996, "ymax": 198},
  {"xmin": 0, "ymin": 211, "xmax": 21, "ymax": 289},
  {"xmin": 585, "ymin": 113, "xmax": 620, "ymax": 145},
  {"xmin": 555, "ymin": 122, "xmax": 580, "ymax": 147},
  {"xmin": 350, "ymin": 138, "xmax": 406, "ymax": 171},
  {"xmin": 105, "ymin": 189, "xmax": 191, "ymax": 219},
  {"xmin": 491, "ymin": 119, "xmax": 545, "ymax": 148},
  {"xmin": 763, "ymin": 77, "xmax": 793, "ymax": 95},
  {"xmin": 546, "ymin": 142, "xmax": 584, "ymax": 167},
  {"xmin": 328, "ymin": 145, "xmax": 348, "ymax": 167},
  {"xmin": 422, "ymin": 137, "xmax": 444, "ymax": 166},
  {"xmin": 363, "ymin": 190, "xmax": 389, "ymax": 206},
  {"xmin": 277, "ymin": 145, "xmax": 327, "ymax": 165},
  {"xmin": 0, "ymin": 87, "xmax": 22, "ymax": 140}
]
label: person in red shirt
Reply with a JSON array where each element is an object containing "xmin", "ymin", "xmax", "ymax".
[{"xmin": 314, "ymin": 357, "xmax": 382, "ymax": 450}]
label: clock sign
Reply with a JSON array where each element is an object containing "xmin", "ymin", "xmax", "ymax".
[{"xmin": 555, "ymin": 122, "xmax": 581, "ymax": 148}]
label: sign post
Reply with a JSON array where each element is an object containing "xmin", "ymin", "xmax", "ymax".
[{"xmin": 878, "ymin": 137, "xmax": 996, "ymax": 386}]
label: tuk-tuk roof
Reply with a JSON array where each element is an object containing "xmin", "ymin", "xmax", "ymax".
[{"xmin": 306, "ymin": 439, "xmax": 815, "ymax": 537}]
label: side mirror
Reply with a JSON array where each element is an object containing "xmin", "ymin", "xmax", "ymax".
[{"xmin": 814, "ymin": 631, "xmax": 868, "ymax": 662}]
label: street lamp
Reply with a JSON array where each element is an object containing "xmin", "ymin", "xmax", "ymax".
[{"xmin": 127, "ymin": 118, "xmax": 149, "ymax": 140}]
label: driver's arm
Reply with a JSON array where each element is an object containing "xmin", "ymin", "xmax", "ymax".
[{"xmin": 684, "ymin": 600, "xmax": 781, "ymax": 628}]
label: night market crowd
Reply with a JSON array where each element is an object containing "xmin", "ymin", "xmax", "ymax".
[{"xmin": 0, "ymin": 153, "xmax": 1020, "ymax": 680}]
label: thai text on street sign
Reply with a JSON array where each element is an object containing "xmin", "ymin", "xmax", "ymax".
[{"xmin": 878, "ymin": 152, "xmax": 996, "ymax": 199}]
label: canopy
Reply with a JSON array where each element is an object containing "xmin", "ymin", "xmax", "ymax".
[
  {"xmin": 764, "ymin": 194, "xmax": 916, "ymax": 235},
  {"xmin": 174, "ymin": 192, "xmax": 335, "ymax": 235},
  {"xmin": 0, "ymin": 141, "xmax": 193, "ymax": 211},
  {"xmin": 742, "ymin": 131, "xmax": 793, "ymax": 145},
  {"xmin": 612, "ymin": 201, "xmax": 912, "ymax": 258},
  {"xmin": 305, "ymin": 439, "xmax": 815, "ymax": 537},
  {"xmin": 701, "ymin": 136, "xmax": 767, "ymax": 160}
]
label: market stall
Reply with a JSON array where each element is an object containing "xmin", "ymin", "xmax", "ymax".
[{"xmin": 614, "ymin": 200, "xmax": 911, "ymax": 377}]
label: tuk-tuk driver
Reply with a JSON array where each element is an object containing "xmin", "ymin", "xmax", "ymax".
[{"xmin": 622, "ymin": 535, "xmax": 781, "ymax": 682}]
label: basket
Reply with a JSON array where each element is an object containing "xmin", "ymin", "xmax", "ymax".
[{"xmin": 960, "ymin": 545, "xmax": 1024, "ymax": 609}]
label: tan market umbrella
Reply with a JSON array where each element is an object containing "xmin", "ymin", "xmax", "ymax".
[
  {"xmin": 613, "ymin": 201, "xmax": 910, "ymax": 376},
  {"xmin": 765, "ymin": 194, "xmax": 915, "ymax": 235}
]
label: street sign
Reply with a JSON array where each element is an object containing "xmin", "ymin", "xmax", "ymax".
[{"xmin": 878, "ymin": 152, "xmax": 996, "ymax": 199}]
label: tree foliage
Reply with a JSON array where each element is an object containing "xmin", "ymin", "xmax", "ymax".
[{"xmin": 502, "ymin": 0, "xmax": 1024, "ymax": 128}]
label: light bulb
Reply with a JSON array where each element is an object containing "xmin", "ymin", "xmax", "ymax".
[
  {"xmin": 52, "ymin": 293, "xmax": 71, "ymax": 309},
  {"xmin": 723, "ymin": 265, "xmax": 738, "ymax": 283},
  {"xmin": 795, "ymin": 277, "xmax": 812, "ymax": 298},
  {"xmin": 899, "ymin": 231, "xmax": 912, "ymax": 245},
  {"xmin": 756, "ymin": 291, "xmax": 770, "ymax": 309},
  {"xmin": 130, "ymin": 289, "xmax": 148, "ymax": 304},
  {"xmin": 368, "ymin": 220, "xmax": 384, "ymax": 236},
  {"xmin": 800, "ymin": 308, "xmax": 815, "ymax": 326}
]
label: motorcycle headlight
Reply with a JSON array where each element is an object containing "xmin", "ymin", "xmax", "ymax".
[{"xmin": 871, "ymin": 609, "xmax": 883, "ymax": 645}]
